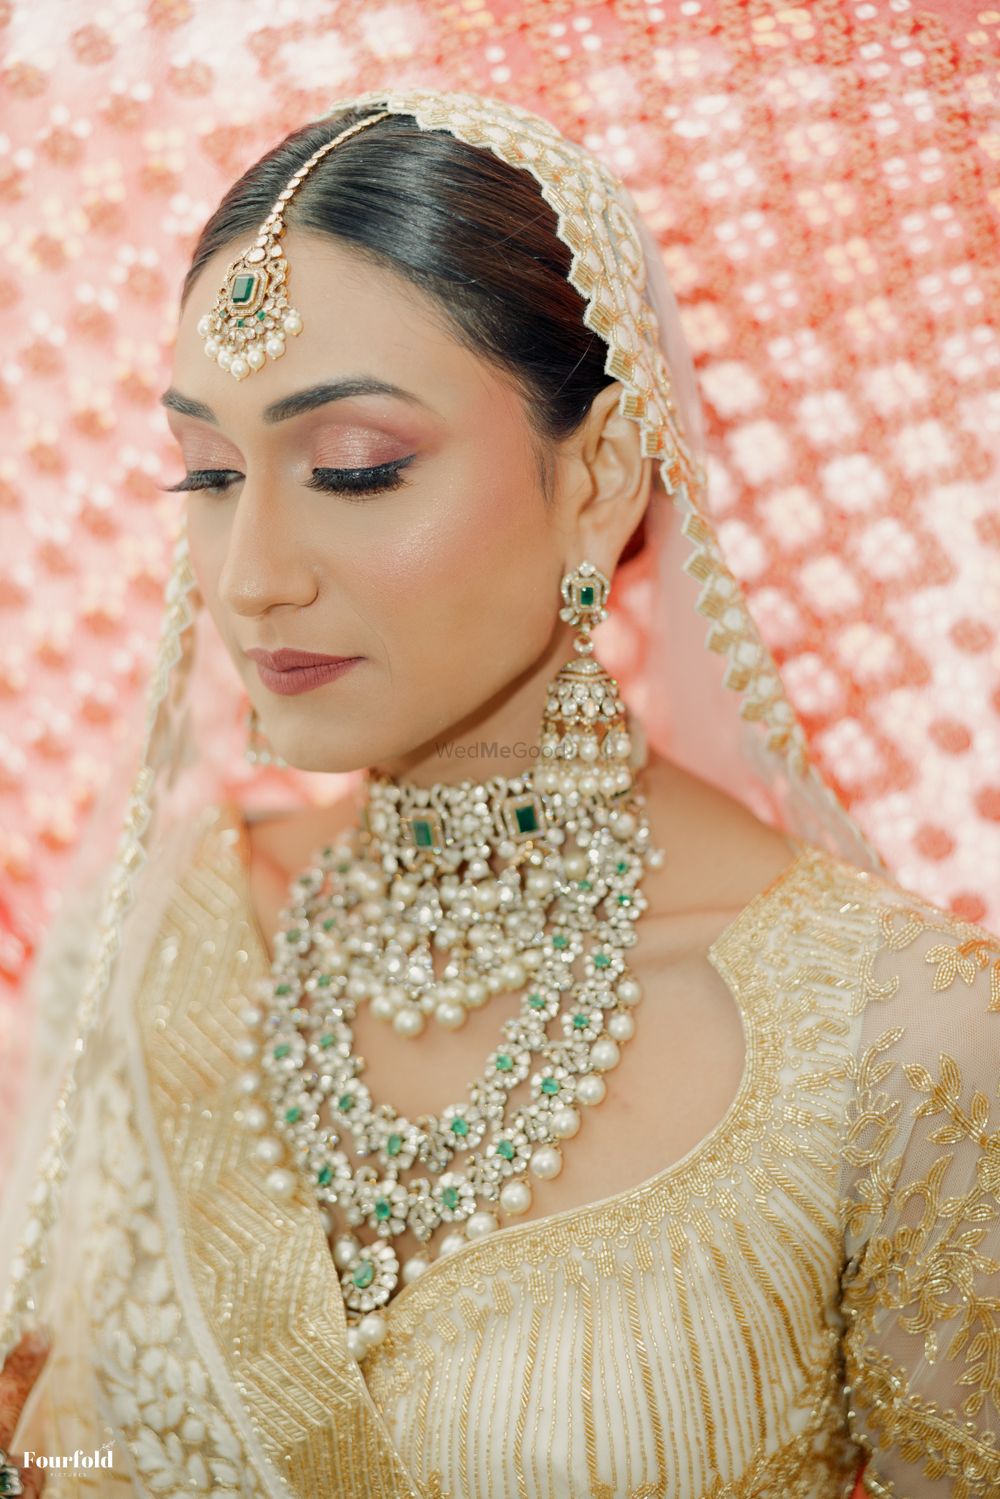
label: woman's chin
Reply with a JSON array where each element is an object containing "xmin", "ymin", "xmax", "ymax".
[
  {"xmin": 246, "ymin": 719, "xmax": 370, "ymax": 776},
  {"xmin": 274, "ymin": 741, "xmax": 373, "ymax": 776}
]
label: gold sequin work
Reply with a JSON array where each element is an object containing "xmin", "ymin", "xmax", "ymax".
[{"xmin": 18, "ymin": 802, "xmax": 1000, "ymax": 1497}]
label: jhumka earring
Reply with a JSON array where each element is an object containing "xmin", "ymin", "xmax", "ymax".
[
  {"xmin": 535, "ymin": 559, "xmax": 634, "ymax": 799},
  {"xmin": 244, "ymin": 703, "xmax": 288, "ymax": 768},
  {"xmin": 197, "ymin": 110, "xmax": 391, "ymax": 381}
]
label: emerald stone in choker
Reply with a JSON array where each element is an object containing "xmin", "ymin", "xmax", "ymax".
[
  {"xmin": 406, "ymin": 810, "xmax": 444, "ymax": 852},
  {"xmin": 501, "ymin": 792, "xmax": 545, "ymax": 841}
]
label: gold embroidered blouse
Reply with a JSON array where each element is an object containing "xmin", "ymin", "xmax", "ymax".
[{"xmin": 18, "ymin": 800, "xmax": 1000, "ymax": 1497}]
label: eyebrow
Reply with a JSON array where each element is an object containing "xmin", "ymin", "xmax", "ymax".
[{"xmin": 158, "ymin": 376, "xmax": 431, "ymax": 425}]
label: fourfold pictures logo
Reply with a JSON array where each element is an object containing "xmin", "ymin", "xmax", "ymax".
[{"xmin": 20, "ymin": 1443, "xmax": 115, "ymax": 1473}]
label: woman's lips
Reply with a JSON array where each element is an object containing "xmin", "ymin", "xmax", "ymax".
[{"xmin": 245, "ymin": 648, "xmax": 363, "ymax": 696}]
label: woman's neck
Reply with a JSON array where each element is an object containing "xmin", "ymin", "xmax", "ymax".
[{"xmin": 369, "ymin": 622, "xmax": 578, "ymax": 789}]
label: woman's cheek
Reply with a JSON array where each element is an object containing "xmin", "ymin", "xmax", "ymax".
[{"xmin": 348, "ymin": 487, "xmax": 486, "ymax": 608}]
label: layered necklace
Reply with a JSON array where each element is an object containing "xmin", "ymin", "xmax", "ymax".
[{"xmin": 236, "ymin": 563, "xmax": 663, "ymax": 1360}]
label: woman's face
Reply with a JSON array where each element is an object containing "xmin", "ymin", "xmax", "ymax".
[{"xmin": 165, "ymin": 230, "xmax": 634, "ymax": 776}]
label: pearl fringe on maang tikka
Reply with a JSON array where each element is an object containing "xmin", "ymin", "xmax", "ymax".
[{"xmin": 198, "ymin": 111, "xmax": 391, "ymax": 382}]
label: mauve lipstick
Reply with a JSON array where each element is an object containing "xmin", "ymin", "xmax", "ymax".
[{"xmin": 245, "ymin": 647, "xmax": 363, "ymax": 696}]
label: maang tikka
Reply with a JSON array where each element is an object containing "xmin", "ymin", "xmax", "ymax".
[{"xmin": 198, "ymin": 111, "xmax": 391, "ymax": 381}]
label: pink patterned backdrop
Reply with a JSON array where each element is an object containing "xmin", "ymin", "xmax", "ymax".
[{"xmin": 2, "ymin": 0, "xmax": 999, "ymax": 988}]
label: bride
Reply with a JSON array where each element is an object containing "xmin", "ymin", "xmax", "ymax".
[{"xmin": 1, "ymin": 89, "xmax": 997, "ymax": 1498}]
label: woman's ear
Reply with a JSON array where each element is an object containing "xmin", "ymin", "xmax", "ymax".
[{"xmin": 558, "ymin": 382, "xmax": 653, "ymax": 573}]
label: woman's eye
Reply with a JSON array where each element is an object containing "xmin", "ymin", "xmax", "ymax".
[
  {"xmin": 305, "ymin": 458, "xmax": 414, "ymax": 497},
  {"xmin": 160, "ymin": 458, "xmax": 414, "ymax": 499},
  {"xmin": 161, "ymin": 469, "xmax": 241, "ymax": 495}
]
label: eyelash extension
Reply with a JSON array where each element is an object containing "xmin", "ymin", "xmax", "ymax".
[
  {"xmin": 159, "ymin": 456, "xmax": 414, "ymax": 499},
  {"xmin": 159, "ymin": 470, "xmax": 241, "ymax": 496},
  {"xmin": 307, "ymin": 458, "xmax": 414, "ymax": 496}
]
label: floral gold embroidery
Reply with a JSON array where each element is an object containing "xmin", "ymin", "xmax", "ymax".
[
  {"xmin": 925, "ymin": 938, "xmax": 1000, "ymax": 1014},
  {"xmin": 91, "ymin": 1053, "xmax": 270, "ymax": 1496},
  {"xmin": 840, "ymin": 1028, "xmax": 905, "ymax": 1239},
  {"xmin": 841, "ymin": 901, "xmax": 1000, "ymax": 1495},
  {"xmin": 903, "ymin": 1053, "xmax": 995, "ymax": 1146},
  {"xmin": 35, "ymin": 801, "xmax": 1000, "ymax": 1497},
  {"xmin": 878, "ymin": 903, "xmax": 1000, "ymax": 1014},
  {"xmin": 845, "ymin": 1345, "xmax": 1000, "ymax": 1496}
]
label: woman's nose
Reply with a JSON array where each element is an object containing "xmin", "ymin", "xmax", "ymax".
[{"xmin": 216, "ymin": 481, "xmax": 319, "ymax": 617}]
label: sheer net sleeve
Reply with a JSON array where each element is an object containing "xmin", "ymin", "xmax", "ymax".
[{"xmin": 837, "ymin": 888, "xmax": 1000, "ymax": 1497}]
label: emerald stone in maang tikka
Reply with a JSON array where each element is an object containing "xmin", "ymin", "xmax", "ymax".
[
  {"xmin": 230, "ymin": 272, "xmax": 257, "ymax": 304},
  {"xmin": 225, "ymin": 264, "xmax": 268, "ymax": 317}
]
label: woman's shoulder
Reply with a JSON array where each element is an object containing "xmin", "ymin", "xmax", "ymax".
[
  {"xmin": 766, "ymin": 821, "xmax": 999, "ymax": 994},
  {"xmin": 638, "ymin": 755, "xmax": 998, "ymax": 985},
  {"xmin": 635, "ymin": 752, "xmax": 879, "ymax": 937},
  {"xmin": 804, "ymin": 829, "xmax": 999, "ymax": 962},
  {"xmin": 766, "ymin": 827, "xmax": 1000, "ymax": 1046},
  {"xmin": 222, "ymin": 788, "xmax": 361, "ymax": 878}
]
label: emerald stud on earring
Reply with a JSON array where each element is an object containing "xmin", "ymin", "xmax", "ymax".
[{"xmin": 559, "ymin": 561, "xmax": 611, "ymax": 650}]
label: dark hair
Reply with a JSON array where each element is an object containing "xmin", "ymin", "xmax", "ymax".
[{"xmin": 183, "ymin": 107, "xmax": 646, "ymax": 560}]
